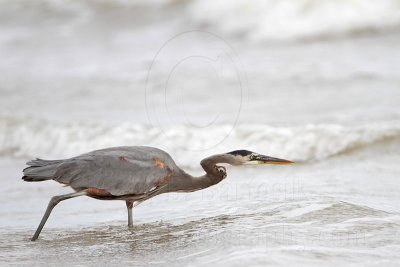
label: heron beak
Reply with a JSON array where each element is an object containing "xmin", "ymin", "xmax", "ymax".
[{"xmin": 249, "ymin": 154, "xmax": 294, "ymax": 165}]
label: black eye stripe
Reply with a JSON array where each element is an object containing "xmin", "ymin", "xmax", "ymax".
[{"xmin": 227, "ymin": 150, "xmax": 252, "ymax": 156}]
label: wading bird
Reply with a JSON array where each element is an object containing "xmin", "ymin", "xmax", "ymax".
[{"xmin": 22, "ymin": 146, "xmax": 293, "ymax": 241}]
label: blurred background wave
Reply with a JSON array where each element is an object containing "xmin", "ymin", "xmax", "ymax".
[{"xmin": 1, "ymin": 0, "xmax": 400, "ymax": 166}]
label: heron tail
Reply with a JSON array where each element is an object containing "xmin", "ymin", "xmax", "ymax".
[{"xmin": 22, "ymin": 159, "xmax": 63, "ymax": 182}]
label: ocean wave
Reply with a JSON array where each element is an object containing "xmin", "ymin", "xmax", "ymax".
[
  {"xmin": 1, "ymin": 0, "xmax": 399, "ymax": 42},
  {"xmin": 188, "ymin": 0, "xmax": 400, "ymax": 41},
  {"xmin": 286, "ymin": 201, "xmax": 390, "ymax": 224},
  {"xmin": 1, "ymin": 115, "xmax": 400, "ymax": 167}
]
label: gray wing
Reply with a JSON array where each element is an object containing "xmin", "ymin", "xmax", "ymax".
[{"xmin": 54, "ymin": 146, "xmax": 176, "ymax": 196}]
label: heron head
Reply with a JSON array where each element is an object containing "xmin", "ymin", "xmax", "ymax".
[{"xmin": 227, "ymin": 150, "xmax": 293, "ymax": 165}]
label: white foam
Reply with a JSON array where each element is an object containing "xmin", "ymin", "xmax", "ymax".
[
  {"xmin": 188, "ymin": 0, "xmax": 400, "ymax": 41},
  {"xmin": 2, "ymin": 0, "xmax": 399, "ymax": 42},
  {"xmin": 1, "ymin": 115, "xmax": 399, "ymax": 168}
]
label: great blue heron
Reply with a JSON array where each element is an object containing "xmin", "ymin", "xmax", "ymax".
[{"xmin": 22, "ymin": 146, "xmax": 293, "ymax": 241}]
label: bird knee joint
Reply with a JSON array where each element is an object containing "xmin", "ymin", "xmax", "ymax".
[{"xmin": 126, "ymin": 201, "xmax": 133, "ymax": 209}]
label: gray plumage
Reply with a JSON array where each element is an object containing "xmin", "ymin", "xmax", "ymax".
[
  {"xmin": 24, "ymin": 146, "xmax": 176, "ymax": 196},
  {"xmin": 22, "ymin": 145, "xmax": 293, "ymax": 241}
]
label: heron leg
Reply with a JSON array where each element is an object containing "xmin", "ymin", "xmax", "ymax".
[
  {"xmin": 31, "ymin": 191, "xmax": 86, "ymax": 241},
  {"xmin": 126, "ymin": 200, "xmax": 134, "ymax": 228}
]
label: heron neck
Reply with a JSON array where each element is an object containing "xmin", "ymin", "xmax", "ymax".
[
  {"xmin": 169, "ymin": 169, "xmax": 221, "ymax": 193},
  {"xmin": 200, "ymin": 153, "xmax": 237, "ymax": 171},
  {"xmin": 169, "ymin": 154, "xmax": 232, "ymax": 192}
]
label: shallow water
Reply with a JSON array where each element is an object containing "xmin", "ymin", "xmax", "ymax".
[{"xmin": 1, "ymin": 139, "xmax": 400, "ymax": 266}]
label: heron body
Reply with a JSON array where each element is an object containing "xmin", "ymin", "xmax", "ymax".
[{"xmin": 22, "ymin": 146, "xmax": 292, "ymax": 241}]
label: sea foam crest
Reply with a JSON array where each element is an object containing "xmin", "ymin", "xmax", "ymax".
[
  {"xmin": 1, "ymin": 115, "xmax": 400, "ymax": 167},
  {"xmin": 188, "ymin": 0, "xmax": 400, "ymax": 41}
]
